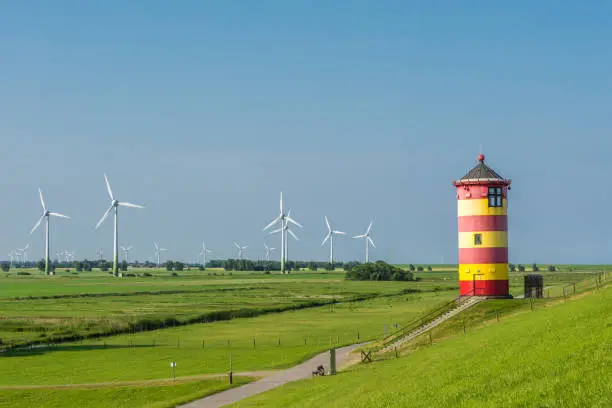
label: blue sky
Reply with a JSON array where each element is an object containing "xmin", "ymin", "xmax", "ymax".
[{"xmin": 1, "ymin": 1, "xmax": 611, "ymax": 264}]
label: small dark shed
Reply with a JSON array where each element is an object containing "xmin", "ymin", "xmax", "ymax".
[{"xmin": 524, "ymin": 274, "xmax": 544, "ymax": 298}]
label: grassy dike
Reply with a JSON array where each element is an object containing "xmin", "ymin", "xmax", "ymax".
[{"xmin": 231, "ymin": 285, "xmax": 611, "ymax": 407}]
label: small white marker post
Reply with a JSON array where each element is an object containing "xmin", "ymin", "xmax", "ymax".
[{"xmin": 170, "ymin": 361, "xmax": 176, "ymax": 381}]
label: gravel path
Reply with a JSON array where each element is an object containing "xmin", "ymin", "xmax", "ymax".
[{"xmin": 180, "ymin": 343, "xmax": 367, "ymax": 408}]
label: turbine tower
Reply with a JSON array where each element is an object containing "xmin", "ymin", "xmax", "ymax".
[
  {"xmin": 233, "ymin": 242, "xmax": 248, "ymax": 259},
  {"xmin": 121, "ymin": 245, "xmax": 132, "ymax": 264},
  {"xmin": 264, "ymin": 243, "xmax": 275, "ymax": 261},
  {"xmin": 199, "ymin": 242, "xmax": 212, "ymax": 267},
  {"xmin": 8, "ymin": 250, "xmax": 15, "ymax": 268},
  {"xmin": 321, "ymin": 216, "xmax": 346, "ymax": 268},
  {"xmin": 30, "ymin": 189, "xmax": 70, "ymax": 275},
  {"xmin": 154, "ymin": 242, "xmax": 167, "ymax": 269},
  {"xmin": 353, "ymin": 220, "xmax": 375, "ymax": 263},
  {"xmin": 95, "ymin": 174, "xmax": 144, "ymax": 277},
  {"xmin": 263, "ymin": 192, "xmax": 302, "ymax": 273}
]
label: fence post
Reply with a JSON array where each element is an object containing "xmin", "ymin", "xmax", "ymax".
[
  {"xmin": 253, "ymin": 337, "xmax": 256, "ymax": 349},
  {"xmin": 329, "ymin": 348, "xmax": 336, "ymax": 375},
  {"xmin": 228, "ymin": 352, "xmax": 233, "ymax": 384},
  {"xmin": 496, "ymin": 310, "xmax": 500, "ymax": 322},
  {"xmin": 429, "ymin": 332, "xmax": 432, "ymax": 346}
]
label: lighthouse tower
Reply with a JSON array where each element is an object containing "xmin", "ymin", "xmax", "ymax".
[{"xmin": 453, "ymin": 154, "xmax": 511, "ymax": 297}]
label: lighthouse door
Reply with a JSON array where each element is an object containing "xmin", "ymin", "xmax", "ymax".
[{"xmin": 473, "ymin": 274, "xmax": 486, "ymax": 296}]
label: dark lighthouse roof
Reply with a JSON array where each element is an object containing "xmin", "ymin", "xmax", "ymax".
[{"xmin": 453, "ymin": 154, "xmax": 511, "ymax": 186}]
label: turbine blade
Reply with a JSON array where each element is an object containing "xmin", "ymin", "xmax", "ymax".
[
  {"xmin": 38, "ymin": 188, "xmax": 46, "ymax": 211},
  {"xmin": 353, "ymin": 234, "xmax": 366, "ymax": 239},
  {"xmin": 95, "ymin": 205, "xmax": 114, "ymax": 229},
  {"xmin": 104, "ymin": 174, "xmax": 114, "ymax": 201},
  {"xmin": 119, "ymin": 202, "xmax": 144, "ymax": 209},
  {"xmin": 154, "ymin": 242, "xmax": 159, "ymax": 250},
  {"xmin": 286, "ymin": 216, "xmax": 303, "ymax": 228},
  {"xmin": 333, "ymin": 230, "xmax": 347, "ymax": 235},
  {"xmin": 280, "ymin": 191, "xmax": 283, "ymax": 213},
  {"xmin": 49, "ymin": 212, "xmax": 70, "ymax": 219},
  {"xmin": 234, "ymin": 242, "xmax": 240, "ymax": 249},
  {"xmin": 263, "ymin": 215, "xmax": 281, "ymax": 231},
  {"xmin": 269, "ymin": 228, "xmax": 282, "ymax": 234},
  {"xmin": 30, "ymin": 215, "xmax": 44, "ymax": 234},
  {"xmin": 288, "ymin": 229, "xmax": 299, "ymax": 241},
  {"xmin": 366, "ymin": 220, "xmax": 373, "ymax": 234},
  {"xmin": 368, "ymin": 237, "xmax": 376, "ymax": 248},
  {"xmin": 322, "ymin": 233, "xmax": 330, "ymax": 246},
  {"xmin": 325, "ymin": 216, "xmax": 331, "ymax": 231}
]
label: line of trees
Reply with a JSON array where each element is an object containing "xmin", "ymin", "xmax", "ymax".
[{"xmin": 345, "ymin": 261, "xmax": 415, "ymax": 281}]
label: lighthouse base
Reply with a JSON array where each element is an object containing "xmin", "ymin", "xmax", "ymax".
[{"xmin": 459, "ymin": 280, "xmax": 509, "ymax": 297}]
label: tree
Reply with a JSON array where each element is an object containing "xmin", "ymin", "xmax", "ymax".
[
  {"xmin": 324, "ymin": 263, "xmax": 334, "ymax": 271},
  {"xmin": 99, "ymin": 261, "xmax": 110, "ymax": 272},
  {"xmin": 120, "ymin": 260, "xmax": 128, "ymax": 272},
  {"xmin": 345, "ymin": 261, "xmax": 414, "ymax": 282},
  {"xmin": 408, "ymin": 264, "xmax": 416, "ymax": 272},
  {"xmin": 1, "ymin": 263, "xmax": 9, "ymax": 272},
  {"xmin": 532, "ymin": 263, "xmax": 539, "ymax": 272},
  {"xmin": 548, "ymin": 265, "xmax": 556, "ymax": 272},
  {"xmin": 198, "ymin": 264, "xmax": 205, "ymax": 271},
  {"xmin": 73, "ymin": 261, "xmax": 83, "ymax": 272},
  {"xmin": 308, "ymin": 262, "xmax": 317, "ymax": 272},
  {"xmin": 174, "ymin": 262, "xmax": 184, "ymax": 271},
  {"xmin": 37, "ymin": 260, "xmax": 45, "ymax": 272},
  {"xmin": 166, "ymin": 261, "xmax": 175, "ymax": 271}
]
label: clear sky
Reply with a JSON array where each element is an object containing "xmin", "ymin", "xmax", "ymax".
[{"xmin": 1, "ymin": 1, "xmax": 611, "ymax": 265}]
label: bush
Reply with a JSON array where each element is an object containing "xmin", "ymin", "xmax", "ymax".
[
  {"xmin": 198, "ymin": 265, "xmax": 205, "ymax": 271},
  {"xmin": 345, "ymin": 261, "xmax": 415, "ymax": 282},
  {"xmin": 17, "ymin": 271, "xmax": 31, "ymax": 276},
  {"xmin": 548, "ymin": 265, "xmax": 556, "ymax": 272},
  {"xmin": 142, "ymin": 272, "xmax": 152, "ymax": 277},
  {"xmin": 171, "ymin": 272, "xmax": 178, "ymax": 277},
  {"xmin": 1, "ymin": 263, "xmax": 9, "ymax": 272},
  {"xmin": 518, "ymin": 265, "xmax": 525, "ymax": 272},
  {"xmin": 532, "ymin": 263, "xmax": 539, "ymax": 272},
  {"xmin": 417, "ymin": 266, "xmax": 424, "ymax": 272},
  {"xmin": 427, "ymin": 266, "xmax": 433, "ymax": 272},
  {"xmin": 264, "ymin": 271, "xmax": 271, "ymax": 275}
]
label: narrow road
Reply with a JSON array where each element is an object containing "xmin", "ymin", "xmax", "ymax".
[{"xmin": 180, "ymin": 343, "xmax": 367, "ymax": 408}]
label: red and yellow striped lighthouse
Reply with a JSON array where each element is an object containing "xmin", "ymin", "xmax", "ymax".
[{"xmin": 453, "ymin": 154, "xmax": 511, "ymax": 297}]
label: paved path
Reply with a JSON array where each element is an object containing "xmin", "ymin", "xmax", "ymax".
[{"xmin": 180, "ymin": 343, "xmax": 367, "ymax": 408}]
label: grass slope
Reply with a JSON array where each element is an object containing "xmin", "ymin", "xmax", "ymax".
[
  {"xmin": 0, "ymin": 378, "xmax": 250, "ymax": 408},
  {"xmin": 233, "ymin": 286, "xmax": 612, "ymax": 407}
]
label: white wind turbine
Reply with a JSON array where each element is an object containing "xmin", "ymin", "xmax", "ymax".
[
  {"xmin": 121, "ymin": 245, "xmax": 133, "ymax": 264},
  {"xmin": 233, "ymin": 242, "xmax": 248, "ymax": 259},
  {"xmin": 264, "ymin": 243, "xmax": 275, "ymax": 261},
  {"xmin": 154, "ymin": 242, "xmax": 167, "ymax": 269},
  {"xmin": 30, "ymin": 189, "xmax": 70, "ymax": 275},
  {"xmin": 96, "ymin": 248, "xmax": 105, "ymax": 260},
  {"xmin": 263, "ymin": 192, "xmax": 302, "ymax": 273},
  {"xmin": 353, "ymin": 220, "xmax": 376, "ymax": 263},
  {"xmin": 269, "ymin": 209, "xmax": 300, "ymax": 272},
  {"xmin": 321, "ymin": 216, "xmax": 346, "ymax": 267},
  {"xmin": 16, "ymin": 244, "xmax": 30, "ymax": 266},
  {"xmin": 8, "ymin": 250, "xmax": 16, "ymax": 268},
  {"xmin": 95, "ymin": 174, "xmax": 144, "ymax": 277},
  {"xmin": 199, "ymin": 242, "xmax": 212, "ymax": 267}
]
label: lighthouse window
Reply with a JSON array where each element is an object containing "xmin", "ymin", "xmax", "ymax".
[
  {"xmin": 474, "ymin": 233, "xmax": 482, "ymax": 246},
  {"xmin": 488, "ymin": 187, "xmax": 503, "ymax": 207}
]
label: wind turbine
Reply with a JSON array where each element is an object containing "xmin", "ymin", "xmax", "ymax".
[
  {"xmin": 121, "ymin": 245, "xmax": 132, "ymax": 264},
  {"xmin": 263, "ymin": 192, "xmax": 302, "ymax": 273},
  {"xmin": 233, "ymin": 242, "xmax": 248, "ymax": 259},
  {"xmin": 16, "ymin": 244, "xmax": 30, "ymax": 266},
  {"xmin": 264, "ymin": 243, "xmax": 276, "ymax": 261},
  {"xmin": 154, "ymin": 242, "xmax": 167, "ymax": 269},
  {"xmin": 8, "ymin": 250, "xmax": 15, "ymax": 268},
  {"xmin": 353, "ymin": 220, "xmax": 375, "ymax": 263},
  {"xmin": 30, "ymin": 189, "xmax": 70, "ymax": 275},
  {"xmin": 96, "ymin": 248, "xmax": 105, "ymax": 260},
  {"xmin": 95, "ymin": 174, "xmax": 144, "ymax": 277},
  {"xmin": 199, "ymin": 242, "xmax": 212, "ymax": 267},
  {"xmin": 321, "ymin": 216, "xmax": 346, "ymax": 267},
  {"xmin": 269, "ymin": 209, "xmax": 301, "ymax": 272}
]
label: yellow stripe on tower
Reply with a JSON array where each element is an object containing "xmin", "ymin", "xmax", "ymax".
[
  {"xmin": 458, "ymin": 198, "xmax": 507, "ymax": 217},
  {"xmin": 458, "ymin": 231, "xmax": 508, "ymax": 249},
  {"xmin": 458, "ymin": 263, "xmax": 509, "ymax": 281}
]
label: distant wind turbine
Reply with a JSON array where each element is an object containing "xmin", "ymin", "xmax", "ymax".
[
  {"xmin": 154, "ymin": 242, "xmax": 167, "ymax": 269},
  {"xmin": 30, "ymin": 188, "xmax": 70, "ymax": 275},
  {"xmin": 16, "ymin": 244, "xmax": 30, "ymax": 266},
  {"xmin": 264, "ymin": 243, "xmax": 275, "ymax": 261},
  {"xmin": 96, "ymin": 248, "xmax": 105, "ymax": 260},
  {"xmin": 233, "ymin": 242, "xmax": 248, "ymax": 259},
  {"xmin": 121, "ymin": 245, "xmax": 132, "ymax": 264},
  {"xmin": 321, "ymin": 216, "xmax": 346, "ymax": 267},
  {"xmin": 269, "ymin": 209, "xmax": 300, "ymax": 272},
  {"xmin": 199, "ymin": 242, "xmax": 212, "ymax": 267},
  {"xmin": 263, "ymin": 192, "xmax": 302, "ymax": 273},
  {"xmin": 353, "ymin": 220, "xmax": 376, "ymax": 263},
  {"xmin": 8, "ymin": 250, "xmax": 16, "ymax": 268},
  {"xmin": 95, "ymin": 174, "xmax": 144, "ymax": 277}
]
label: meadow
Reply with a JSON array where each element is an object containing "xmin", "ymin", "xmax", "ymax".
[
  {"xmin": 0, "ymin": 265, "xmax": 607, "ymax": 407},
  {"xmin": 232, "ymin": 284, "xmax": 611, "ymax": 407}
]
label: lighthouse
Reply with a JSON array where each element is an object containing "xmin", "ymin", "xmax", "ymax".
[{"xmin": 453, "ymin": 154, "xmax": 511, "ymax": 297}]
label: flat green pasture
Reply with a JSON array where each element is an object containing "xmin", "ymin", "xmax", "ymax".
[
  {"xmin": 0, "ymin": 270, "xmax": 456, "ymax": 345},
  {"xmin": 0, "ymin": 378, "xmax": 250, "ymax": 408},
  {"xmin": 0, "ymin": 291, "xmax": 455, "ymax": 385},
  {"xmin": 233, "ymin": 285, "xmax": 611, "ymax": 407}
]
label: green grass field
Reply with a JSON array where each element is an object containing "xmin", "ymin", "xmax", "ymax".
[
  {"xmin": 0, "ymin": 378, "xmax": 250, "ymax": 408},
  {"xmin": 232, "ymin": 285, "xmax": 611, "ymax": 407}
]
